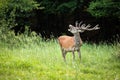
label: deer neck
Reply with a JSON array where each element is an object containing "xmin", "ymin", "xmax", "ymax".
[{"xmin": 73, "ymin": 32, "xmax": 83, "ymax": 47}]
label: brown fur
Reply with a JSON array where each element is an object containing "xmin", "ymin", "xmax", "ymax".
[{"xmin": 58, "ymin": 36, "xmax": 75, "ymax": 49}]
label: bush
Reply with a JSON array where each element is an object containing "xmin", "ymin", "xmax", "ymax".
[
  {"xmin": 87, "ymin": 0, "xmax": 120, "ymax": 18},
  {"xmin": 0, "ymin": 25, "xmax": 42, "ymax": 48}
]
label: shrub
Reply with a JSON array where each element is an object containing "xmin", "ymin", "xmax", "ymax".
[{"xmin": 0, "ymin": 25, "xmax": 42, "ymax": 48}]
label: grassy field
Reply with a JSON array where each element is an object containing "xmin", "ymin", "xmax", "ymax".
[{"xmin": 0, "ymin": 39, "xmax": 120, "ymax": 80}]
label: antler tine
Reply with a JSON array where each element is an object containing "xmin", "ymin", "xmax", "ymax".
[
  {"xmin": 94, "ymin": 24, "xmax": 100, "ymax": 30},
  {"xmin": 78, "ymin": 21, "xmax": 86, "ymax": 30},
  {"xmin": 86, "ymin": 24, "xmax": 91, "ymax": 28},
  {"xmin": 75, "ymin": 21, "xmax": 78, "ymax": 27},
  {"xmin": 81, "ymin": 24, "xmax": 87, "ymax": 29},
  {"xmin": 78, "ymin": 21, "xmax": 83, "ymax": 27}
]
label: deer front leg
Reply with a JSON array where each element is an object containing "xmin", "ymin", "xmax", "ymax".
[
  {"xmin": 62, "ymin": 49, "xmax": 66, "ymax": 62},
  {"xmin": 77, "ymin": 49, "xmax": 81, "ymax": 60}
]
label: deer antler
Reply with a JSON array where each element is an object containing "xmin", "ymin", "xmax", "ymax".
[{"xmin": 78, "ymin": 21, "xmax": 100, "ymax": 31}]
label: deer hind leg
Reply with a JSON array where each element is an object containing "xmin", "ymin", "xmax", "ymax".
[{"xmin": 72, "ymin": 51, "xmax": 75, "ymax": 60}]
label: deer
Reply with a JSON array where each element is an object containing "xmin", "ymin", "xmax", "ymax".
[{"xmin": 58, "ymin": 21, "xmax": 100, "ymax": 62}]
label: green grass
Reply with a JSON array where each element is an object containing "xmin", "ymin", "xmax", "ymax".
[{"xmin": 0, "ymin": 40, "xmax": 120, "ymax": 80}]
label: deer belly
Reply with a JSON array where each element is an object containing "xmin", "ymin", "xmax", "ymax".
[{"xmin": 61, "ymin": 42, "xmax": 76, "ymax": 51}]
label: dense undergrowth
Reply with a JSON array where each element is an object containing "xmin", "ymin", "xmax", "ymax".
[{"xmin": 0, "ymin": 29, "xmax": 120, "ymax": 80}]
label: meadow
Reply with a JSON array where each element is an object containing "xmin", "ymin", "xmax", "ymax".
[{"xmin": 0, "ymin": 32, "xmax": 120, "ymax": 80}]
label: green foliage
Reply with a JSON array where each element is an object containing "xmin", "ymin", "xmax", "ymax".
[
  {"xmin": 56, "ymin": 1, "xmax": 76, "ymax": 14},
  {"xmin": 0, "ymin": 0, "xmax": 40, "ymax": 19},
  {"xmin": 0, "ymin": 0, "xmax": 8, "ymax": 16},
  {"xmin": 0, "ymin": 0, "xmax": 41, "ymax": 36},
  {"xmin": 9, "ymin": 0, "xmax": 40, "ymax": 11},
  {"xmin": 0, "ymin": 0, "xmax": 43, "ymax": 49},
  {"xmin": 0, "ymin": 28, "xmax": 42, "ymax": 48},
  {"xmin": 7, "ymin": 0, "xmax": 40, "ymax": 18},
  {"xmin": 88, "ymin": 0, "xmax": 120, "ymax": 18},
  {"xmin": 6, "ymin": 0, "xmax": 40, "ymax": 27},
  {"xmin": 40, "ymin": 0, "xmax": 85, "ymax": 14},
  {"xmin": 40, "ymin": 0, "xmax": 56, "ymax": 14},
  {"xmin": 112, "ymin": 42, "xmax": 120, "ymax": 59}
]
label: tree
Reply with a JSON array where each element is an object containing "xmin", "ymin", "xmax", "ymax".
[
  {"xmin": 87, "ymin": 0, "xmax": 120, "ymax": 18},
  {"xmin": 0, "ymin": 0, "xmax": 41, "ymax": 33},
  {"xmin": 39, "ymin": 0, "xmax": 90, "ymax": 14}
]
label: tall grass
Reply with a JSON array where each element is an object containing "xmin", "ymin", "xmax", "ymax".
[{"xmin": 0, "ymin": 30, "xmax": 120, "ymax": 80}]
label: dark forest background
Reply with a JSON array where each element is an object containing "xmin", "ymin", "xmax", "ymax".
[{"xmin": 0, "ymin": 0, "xmax": 120, "ymax": 43}]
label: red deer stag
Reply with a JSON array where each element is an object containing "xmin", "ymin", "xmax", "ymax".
[{"xmin": 58, "ymin": 21, "xmax": 100, "ymax": 62}]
